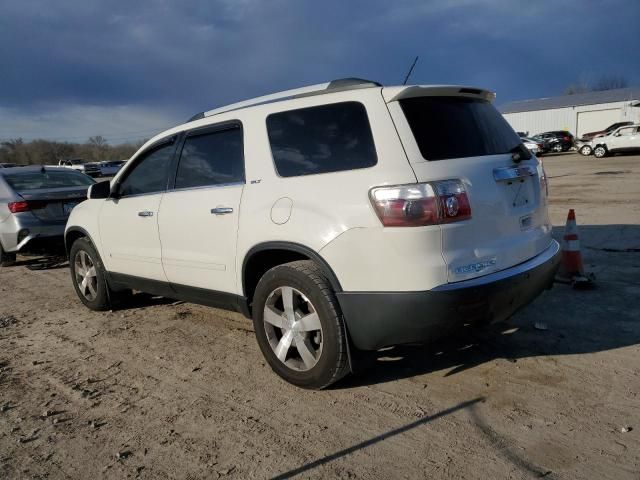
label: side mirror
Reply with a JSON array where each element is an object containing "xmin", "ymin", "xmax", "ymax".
[{"xmin": 87, "ymin": 180, "xmax": 111, "ymax": 199}]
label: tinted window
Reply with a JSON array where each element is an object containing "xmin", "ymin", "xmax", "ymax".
[
  {"xmin": 118, "ymin": 143, "xmax": 174, "ymax": 197},
  {"xmin": 175, "ymin": 126, "xmax": 244, "ymax": 189},
  {"xmin": 4, "ymin": 170, "xmax": 95, "ymax": 192},
  {"xmin": 267, "ymin": 102, "xmax": 377, "ymax": 177},
  {"xmin": 400, "ymin": 96, "xmax": 521, "ymax": 161}
]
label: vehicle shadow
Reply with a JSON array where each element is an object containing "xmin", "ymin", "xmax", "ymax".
[
  {"xmin": 13, "ymin": 255, "xmax": 68, "ymax": 270},
  {"xmin": 336, "ymin": 223, "xmax": 640, "ymax": 389}
]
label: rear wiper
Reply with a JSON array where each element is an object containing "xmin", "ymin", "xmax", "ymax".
[{"xmin": 510, "ymin": 143, "xmax": 531, "ymax": 163}]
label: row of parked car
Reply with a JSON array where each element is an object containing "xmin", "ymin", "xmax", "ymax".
[
  {"xmin": 517, "ymin": 121, "xmax": 640, "ymax": 159},
  {"xmin": 56, "ymin": 159, "xmax": 126, "ymax": 177}
]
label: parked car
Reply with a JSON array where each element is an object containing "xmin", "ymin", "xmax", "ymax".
[
  {"xmin": 592, "ymin": 124, "xmax": 640, "ymax": 158},
  {"xmin": 98, "ymin": 160, "xmax": 127, "ymax": 177},
  {"xmin": 0, "ymin": 166, "xmax": 95, "ymax": 266},
  {"xmin": 0, "ymin": 163, "xmax": 19, "ymax": 168},
  {"xmin": 58, "ymin": 158, "xmax": 101, "ymax": 177},
  {"xmin": 532, "ymin": 131, "xmax": 575, "ymax": 153},
  {"xmin": 521, "ymin": 137, "xmax": 544, "ymax": 156},
  {"xmin": 580, "ymin": 121, "xmax": 634, "ymax": 142},
  {"xmin": 65, "ymin": 78, "xmax": 560, "ymax": 389}
]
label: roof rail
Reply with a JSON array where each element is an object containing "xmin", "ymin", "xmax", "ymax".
[{"xmin": 188, "ymin": 78, "xmax": 381, "ymax": 121}]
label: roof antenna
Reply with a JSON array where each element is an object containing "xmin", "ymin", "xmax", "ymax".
[{"xmin": 402, "ymin": 56, "xmax": 419, "ymax": 86}]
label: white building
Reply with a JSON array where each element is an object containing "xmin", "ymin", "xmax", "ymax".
[{"xmin": 500, "ymin": 87, "xmax": 640, "ymax": 138}]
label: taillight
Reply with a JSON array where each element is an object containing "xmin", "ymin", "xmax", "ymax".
[
  {"xmin": 538, "ymin": 159, "xmax": 549, "ymax": 197},
  {"xmin": 8, "ymin": 201, "xmax": 30, "ymax": 213},
  {"xmin": 563, "ymin": 136, "xmax": 570, "ymax": 141},
  {"xmin": 370, "ymin": 179, "xmax": 471, "ymax": 227}
]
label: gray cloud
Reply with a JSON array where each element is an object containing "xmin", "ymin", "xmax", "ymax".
[{"xmin": 1, "ymin": 0, "xmax": 638, "ymax": 142}]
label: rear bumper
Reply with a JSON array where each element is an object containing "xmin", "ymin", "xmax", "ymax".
[
  {"xmin": 337, "ymin": 240, "xmax": 561, "ymax": 350},
  {"xmin": 0, "ymin": 213, "xmax": 65, "ymax": 253}
]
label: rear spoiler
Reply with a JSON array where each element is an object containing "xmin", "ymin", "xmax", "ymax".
[{"xmin": 382, "ymin": 85, "xmax": 496, "ymax": 103}]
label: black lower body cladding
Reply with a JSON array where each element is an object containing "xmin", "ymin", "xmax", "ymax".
[{"xmin": 337, "ymin": 241, "xmax": 561, "ymax": 351}]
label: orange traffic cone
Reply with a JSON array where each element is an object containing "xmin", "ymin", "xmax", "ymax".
[{"xmin": 557, "ymin": 209, "xmax": 594, "ymax": 289}]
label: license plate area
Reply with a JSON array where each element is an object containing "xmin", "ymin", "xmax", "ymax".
[{"xmin": 493, "ymin": 165, "xmax": 537, "ymax": 210}]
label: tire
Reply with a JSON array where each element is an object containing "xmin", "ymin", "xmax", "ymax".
[
  {"xmin": 0, "ymin": 242, "xmax": 16, "ymax": 267},
  {"xmin": 552, "ymin": 143, "xmax": 563, "ymax": 153},
  {"xmin": 252, "ymin": 260, "xmax": 349, "ymax": 389},
  {"xmin": 579, "ymin": 145, "xmax": 593, "ymax": 156},
  {"xmin": 594, "ymin": 146, "xmax": 607, "ymax": 158},
  {"xmin": 69, "ymin": 237, "xmax": 112, "ymax": 311}
]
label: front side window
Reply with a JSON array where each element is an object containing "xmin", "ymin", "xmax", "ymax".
[
  {"xmin": 400, "ymin": 96, "xmax": 522, "ymax": 161},
  {"xmin": 118, "ymin": 142, "xmax": 174, "ymax": 197},
  {"xmin": 174, "ymin": 126, "xmax": 244, "ymax": 189},
  {"xmin": 266, "ymin": 102, "xmax": 377, "ymax": 177},
  {"xmin": 618, "ymin": 127, "xmax": 634, "ymax": 136}
]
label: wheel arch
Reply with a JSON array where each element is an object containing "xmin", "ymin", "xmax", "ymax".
[
  {"xmin": 65, "ymin": 226, "xmax": 95, "ymax": 258},
  {"xmin": 242, "ymin": 242, "xmax": 343, "ymax": 308}
]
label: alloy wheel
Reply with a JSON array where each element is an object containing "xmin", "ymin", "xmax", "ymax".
[
  {"xmin": 74, "ymin": 250, "xmax": 98, "ymax": 301},
  {"xmin": 263, "ymin": 286, "xmax": 323, "ymax": 371}
]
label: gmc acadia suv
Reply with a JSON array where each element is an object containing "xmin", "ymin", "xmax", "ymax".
[{"xmin": 65, "ymin": 78, "xmax": 561, "ymax": 389}]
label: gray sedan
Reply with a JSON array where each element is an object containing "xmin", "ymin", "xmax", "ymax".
[{"xmin": 0, "ymin": 166, "xmax": 95, "ymax": 266}]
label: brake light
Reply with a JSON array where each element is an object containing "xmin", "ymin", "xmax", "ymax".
[
  {"xmin": 8, "ymin": 201, "xmax": 29, "ymax": 213},
  {"xmin": 563, "ymin": 136, "xmax": 570, "ymax": 141},
  {"xmin": 370, "ymin": 179, "xmax": 471, "ymax": 227},
  {"xmin": 538, "ymin": 159, "xmax": 549, "ymax": 197}
]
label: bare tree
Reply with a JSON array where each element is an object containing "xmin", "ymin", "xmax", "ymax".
[
  {"xmin": 564, "ymin": 75, "xmax": 629, "ymax": 95},
  {"xmin": 564, "ymin": 82, "xmax": 590, "ymax": 95},
  {"xmin": 592, "ymin": 75, "xmax": 628, "ymax": 91}
]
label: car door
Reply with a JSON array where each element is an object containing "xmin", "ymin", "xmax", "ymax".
[
  {"xmin": 98, "ymin": 137, "xmax": 177, "ymax": 281},
  {"xmin": 608, "ymin": 126, "xmax": 635, "ymax": 151},
  {"xmin": 158, "ymin": 122, "xmax": 244, "ymax": 295}
]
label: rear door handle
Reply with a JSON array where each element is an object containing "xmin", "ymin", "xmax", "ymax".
[
  {"xmin": 138, "ymin": 211, "xmax": 154, "ymax": 217},
  {"xmin": 211, "ymin": 207, "xmax": 234, "ymax": 215}
]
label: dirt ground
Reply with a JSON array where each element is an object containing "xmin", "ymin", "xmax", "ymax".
[{"xmin": 1, "ymin": 153, "xmax": 639, "ymax": 479}]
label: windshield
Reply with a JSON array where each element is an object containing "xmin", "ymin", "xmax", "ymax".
[
  {"xmin": 4, "ymin": 170, "xmax": 95, "ymax": 192},
  {"xmin": 400, "ymin": 96, "xmax": 522, "ymax": 161}
]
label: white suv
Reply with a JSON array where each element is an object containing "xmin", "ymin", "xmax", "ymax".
[
  {"xmin": 592, "ymin": 124, "xmax": 640, "ymax": 158},
  {"xmin": 65, "ymin": 78, "xmax": 560, "ymax": 389}
]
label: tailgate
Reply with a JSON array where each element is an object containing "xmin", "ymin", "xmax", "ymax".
[
  {"xmin": 386, "ymin": 88, "xmax": 553, "ymax": 283},
  {"xmin": 19, "ymin": 188, "xmax": 88, "ymax": 222},
  {"xmin": 411, "ymin": 155, "xmax": 551, "ymax": 282}
]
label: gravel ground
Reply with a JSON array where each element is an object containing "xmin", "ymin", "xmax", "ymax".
[{"xmin": 0, "ymin": 153, "xmax": 639, "ymax": 479}]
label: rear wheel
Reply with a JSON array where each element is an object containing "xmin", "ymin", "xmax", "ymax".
[
  {"xmin": 552, "ymin": 143, "xmax": 563, "ymax": 153},
  {"xmin": 0, "ymin": 242, "xmax": 16, "ymax": 267},
  {"xmin": 594, "ymin": 145, "xmax": 607, "ymax": 158},
  {"xmin": 252, "ymin": 260, "xmax": 349, "ymax": 389}
]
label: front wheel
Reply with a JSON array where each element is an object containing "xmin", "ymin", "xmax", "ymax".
[
  {"xmin": 594, "ymin": 146, "xmax": 607, "ymax": 158},
  {"xmin": 69, "ymin": 238, "xmax": 112, "ymax": 311},
  {"xmin": 579, "ymin": 145, "xmax": 593, "ymax": 156},
  {"xmin": 252, "ymin": 260, "xmax": 349, "ymax": 389}
]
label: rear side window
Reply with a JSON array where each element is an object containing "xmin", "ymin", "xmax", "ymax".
[
  {"xmin": 266, "ymin": 102, "xmax": 377, "ymax": 177},
  {"xmin": 400, "ymin": 96, "xmax": 521, "ymax": 161},
  {"xmin": 118, "ymin": 142, "xmax": 174, "ymax": 197},
  {"xmin": 175, "ymin": 126, "xmax": 244, "ymax": 189}
]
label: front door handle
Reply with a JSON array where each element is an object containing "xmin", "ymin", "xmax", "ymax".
[
  {"xmin": 211, "ymin": 207, "xmax": 234, "ymax": 215},
  {"xmin": 138, "ymin": 211, "xmax": 154, "ymax": 217}
]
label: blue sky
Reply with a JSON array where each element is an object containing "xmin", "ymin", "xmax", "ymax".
[{"xmin": 1, "ymin": 0, "xmax": 638, "ymax": 143}]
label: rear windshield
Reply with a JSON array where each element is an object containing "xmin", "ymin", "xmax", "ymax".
[
  {"xmin": 400, "ymin": 96, "xmax": 521, "ymax": 161},
  {"xmin": 4, "ymin": 170, "xmax": 95, "ymax": 192}
]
